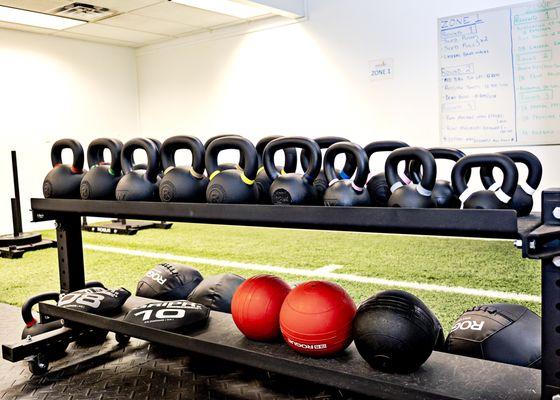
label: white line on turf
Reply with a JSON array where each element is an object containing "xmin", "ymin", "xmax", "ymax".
[
  {"xmin": 314, "ymin": 264, "xmax": 344, "ymax": 273},
  {"xmin": 83, "ymin": 244, "xmax": 541, "ymax": 303}
]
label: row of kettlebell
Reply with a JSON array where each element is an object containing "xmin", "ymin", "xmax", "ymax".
[
  {"xmin": 261, "ymin": 137, "xmax": 541, "ymax": 215},
  {"xmin": 42, "ymin": 135, "xmax": 542, "ymax": 215},
  {"xmin": 42, "ymin": 135, "xmax": 288, "ymax": 203}
]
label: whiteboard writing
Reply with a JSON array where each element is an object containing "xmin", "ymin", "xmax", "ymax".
[{"xmin": 439, "ymin": 1, "xmax": 560, "ymax": 147}]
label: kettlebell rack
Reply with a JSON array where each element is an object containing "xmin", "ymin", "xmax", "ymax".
[{"xmin": 4, "ymin": 191, "xmax": 560, "ymax": 400}]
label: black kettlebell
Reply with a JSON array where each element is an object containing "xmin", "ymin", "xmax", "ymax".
[
  {"xmin": 255, "ymin": 135, "xmax": 297, "ymax": 203},
  {"xmin": 80, "ymin": 138, "xmax": 123, "ymax": 200},
  {"xmin": 264, "ymin": 136, "xmax": 321, "ymax": 205},
  {"xmin": 115, "ymin": 138, "xmax": 161, "ymax": 201},
  {"xmin": 364, "ymin": 141, "xmax": 409, "ymax": 207},
  {"xmin": 159, "ymin": 136, "xmax": 209, "ymax": 202},
  {"xmin": 127, "ymin": 137, "xmax": 160, "ymax": 173},
  {"xmin": 301, "ymin": 137, "xmax": 356, "ymax": 202},
  {"xmin": 479, "ymin": 151, "xmax": 542, "ymax": 216},
  {"xmin": 451, "ymin": 154, "xmax": 518, "ymax": 210},
  {"xmin": 408, "ymin": 148, "xmax": 467, "ymax": 209},
  {"xmin": 205, "ymin": 136, "xmax": 259, "ymax": 203},
  {"xmin": 323, "ymin": 142, "xmax": 371, "ymax": 206},
  {"xmin": 43, "ymin": 139, "xmax": 85, "ymax": 198},
  {"xmin": 204, "ymin": 134, "xmax": 244, "ymax": 171},
  {"xmin": 353, "ymin": 290, "xmax": 444, "ymax": 373},
  {"xmin": 386, "ymin": 147, "xmax": 437, "ymax": 208},
  {"xmin": 21, "ymin": 292, "xmax": 68, "ymax": 356}
]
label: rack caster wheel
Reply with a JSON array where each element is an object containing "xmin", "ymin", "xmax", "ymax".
[
  {"xmin": 28, "ymin": 354, "xmax": 49, "ymax": 375},
  {"xmin": 115, "ymin": 333, "xmax": 130, "ymax": 346}
]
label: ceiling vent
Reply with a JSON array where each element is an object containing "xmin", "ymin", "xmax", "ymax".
[{"xmin": 51, "ymin": 3, "xmax": 117, "ymax": 22}]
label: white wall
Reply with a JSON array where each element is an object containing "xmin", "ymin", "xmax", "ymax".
[
  {"xmin": 136, "ymin": 0, "xmax": 559, "ymax": 208},
  {"xmin": 0, "ymin": 29, "xmax": 139, "ymax": 233}
]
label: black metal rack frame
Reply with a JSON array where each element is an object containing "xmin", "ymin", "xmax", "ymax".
[{"xmin": 4, "ymin": 190, "xmax": 560, "ymax": 399}]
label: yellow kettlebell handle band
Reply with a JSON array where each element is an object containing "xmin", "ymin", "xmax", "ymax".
[
  {"xmin": 240, "ymin": 173, "xmax": 254, "ymax": 185},
  {"xmin": 210, "ymin": 170, "xmax": 254, "ymax": 185}
]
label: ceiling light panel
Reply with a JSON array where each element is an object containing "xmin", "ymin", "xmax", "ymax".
[
  {"xmin": 171, "ymin": 0, "xmax": 269, "ymax": 19},
  {"xmin": 0, "ymin": 5, "xmax": 85, "ymax": 30},
  {"xmin": 0, "ymin": 0, "xmax": 68, "ymax": 13}
]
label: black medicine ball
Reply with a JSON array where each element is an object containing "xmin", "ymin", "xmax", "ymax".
[
  {"xmin": 124, "ymin": 300, "xmax": 210, "ymax": 333},
  {"xmin": 444, "ymin": 303, "xmax": 541, "ymax": 368},
  {"xmin": 58, "ymin": 286, "xmax": 130, "ymax": 316},
  {"xmin": 136, "ymin": 262, "xmax": 203, "ymax": 301},
  {"xmin": 353, "ymin": 290, "xmax": 443, "ymax": 373},
  {"xmin": 187, "ymin": 273, "xmax": 245, "ymax": 313}
]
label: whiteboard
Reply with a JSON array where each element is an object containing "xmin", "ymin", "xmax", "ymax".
[{"xmin": 439, "ymin": 0, "xmax": 560, "ymax": 147}]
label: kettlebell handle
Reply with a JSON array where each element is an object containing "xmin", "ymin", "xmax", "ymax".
[
  {"xmin": 480, "ymin": 150, "xmax": 542, "ymax": 195},
  {"xmin": 50, "ymin": 139, "xmax": 84, "ymax": 173},
  {"xmin": 364, "ymin": 141, "xmax": 409, "ymax": 183},
  {"xmin": 121, "ymin": 138, "xmax": 160, "ymax": 183},
  {"xmin": 204, "ymin": 134, "xmax": 245, "ymax": 168},
  {"xmin": 385, "ymin": 147, "xmax": 437, "ymax": 196},
  {"xmin": 205, "ymin": 136, "xmax": 258, "ymax": 182},
  {"xmin": 161, "ymin": 136, "xmax": 206, "ymax": 178},
  {"xmin": 301, "ymin": 136, "xmax": 356, "ymax": 179},
  {"xmin": 204, "ymin": 134, "xmax": 243, "ymax": 150},
  {"xmin": 256, "ymin": 135, "xmax": 297, "ymax": 174},
  {"xmin": 452, "ymin": 154, "xmax": 519, "ymax": 204},
  {"xmin": 263, "ymin": 136, "xmax": 322, "ymax": 183},
  {"xmin": 409, "ymin": 147, "xmax": 468, "ymax": 184},
  {"xmin": 324, "ymin": 142, "xmax": 369, "ymax": 189},
  {"xmin": 364, "ymin": 141, "xmax": 409, "ymax": 157},
  {"xmin": 21, "ymin": 292, "xmax": 59, "ymax": 326},
  {"xmin": 149, "ymin": 138, "xmax": 162, "ymax": 151},
  {"xmin": 87, "ymin": 138, "xmax": 123, "ymax": 175}
]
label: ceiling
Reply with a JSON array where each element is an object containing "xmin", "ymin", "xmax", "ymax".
[{"xmin": 0, "ymin": 0, "xmax": 278, "ymax": 47}]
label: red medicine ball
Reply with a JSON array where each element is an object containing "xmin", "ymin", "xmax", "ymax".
[
  {"xmin": 231, "ymin": 275, "xmax": 291, "ymax": 341},
  {"xmin": 280, "ymin": 281, "xmax": 356, "ymax": 356}
]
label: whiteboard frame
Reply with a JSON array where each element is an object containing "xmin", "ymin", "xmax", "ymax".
[{"xmin": 437, "ymin": 0, "xmax": 560, "ymax": 148}]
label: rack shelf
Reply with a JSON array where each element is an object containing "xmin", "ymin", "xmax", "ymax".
[
  {"xmin": 33, "ymin": 295, "xmax": 538, "ymax": 400},
  {"xmin": 31, "ymin": 198, "xmax": 541, "ymax": 239},
  {"xmin": 3, "ymin": 195, "xmax": 560, "ymax": 399}
]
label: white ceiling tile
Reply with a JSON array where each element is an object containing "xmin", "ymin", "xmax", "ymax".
[
  {"xmin": 54, "ymin": 30, "xmax": 140, "ymax": 47},
  {"xmin": 0, "ymin": 0, "xmax": 68, "ymax": 13},
  {"xmin": 76, "ymin": 0, "xmax": 163, "ymax": 13},
  {"xmin": 132, "ymin": 2, "xmax": 238, "ymax": 27},
  {"xmin": 66, "ymin": 22, "xmax": 166, "ymax": 43},
  {"xmin": 99, "ymin": 13, "xmax": 197, "ymax": 36}
]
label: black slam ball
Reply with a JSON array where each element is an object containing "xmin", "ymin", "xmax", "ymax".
[
  {"xmin": 353, "ymin": 290, "xmax": 443, "ymax": 373},
  {"xmin": 187, "ymin": 273, "xmax": 245, "ymax": 313},
  {"xmin": 444, "ymin": 303, "xmax": 541, "ymax": 368},
  {"xmin": 136, "ymin": 263, "xmax": 203, "ymax": 301}
]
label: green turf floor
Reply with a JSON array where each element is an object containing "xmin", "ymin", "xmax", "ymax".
[{"xmin": 0, "ymin": 222, "xmax": 540, "ymax": 331}]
